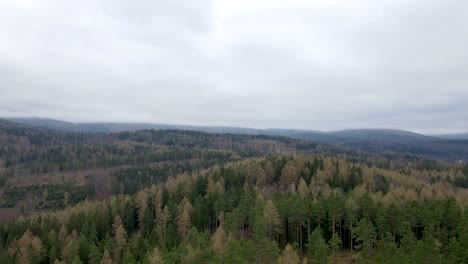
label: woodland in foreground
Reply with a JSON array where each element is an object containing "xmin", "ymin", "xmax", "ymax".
[{"xmin": 1, "ymin": 153, "xmax": 468, "ymax": 263}]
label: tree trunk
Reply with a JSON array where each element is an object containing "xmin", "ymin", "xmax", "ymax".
[
  {"xmin": 268, "ymin": 224, "xmax": 272, "ymax": 240},
  {"xmin": 296, "ymin": 222, "xmax": 300, "ymax": 250},
  {"xmin": 307, "ymin": 219, "xmax": 311, "ymax": 255},
  {"xmin": 299, "ymin": 222, "xmax": 303, "ymax": 252},
  {"xmin": 339, "ymin": 221, "xmax": 342, "ymax": 251},
  {"xmin": 350, "ymin": 220, "xmax": 353, "ymax": 255},
  {"xmin": 333, "ymin": 216, "xmax": 335, "ymax": 234}
]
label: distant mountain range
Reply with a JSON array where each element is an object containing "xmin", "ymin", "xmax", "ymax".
[
  {"xmin": 5, "ymin": 117, "xmax": 468, "ymax": 162},
  {"xmin": 6, "ymin": 117, "xmax": 264, "ymax": 134},
  {"xmin": 437, "ymin": 133, "xmax": 468, "ymax": 140}
]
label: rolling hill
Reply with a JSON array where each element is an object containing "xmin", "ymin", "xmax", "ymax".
[{"xmin": 6, "ymin": 117, "xmax": 468, "ymax": 162}]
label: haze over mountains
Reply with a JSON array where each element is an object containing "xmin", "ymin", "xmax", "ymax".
[
  {"xmin": 437, "ymin": 133, "xmax": 468, "ymax": 140},
  {"xmin": 5, "ymin": 117, "xmax": 468, "ymax": 162}
]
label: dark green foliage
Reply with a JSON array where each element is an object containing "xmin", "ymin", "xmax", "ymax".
[
  {"xmin": 1, "ymin": 184, "xmax": 87, "ymax": 209},
  {"xmin": 308, "ymin": 227, "xmax": 328, "ymax": 264},
  {"xmin": 225, "ymin": 240, "xmax": 256, "ymax": 263}
]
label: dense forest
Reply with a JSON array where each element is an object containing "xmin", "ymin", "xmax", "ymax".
[
  {"xmin": 0, "ymin": 154, "xmax": 467, "ymax": 263},
  {"xmin": 1, "ymin": 120, "xmax": 468, "ymax": 263},
  {"xmin": 0, "ymin": 119, "xmax": 320, "ymax": 214},
  {"xmin": 10, "ymin": 118, "xmax": 468, "ymax": 162}
]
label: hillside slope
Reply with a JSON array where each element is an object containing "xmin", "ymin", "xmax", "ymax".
[
  {"xmin": 0, "ymin": 118, "xmax": 322, "ymax": 218},
  {"xmin": 7, "ymin": 117, "xmax": 468, "ymax": 162}
]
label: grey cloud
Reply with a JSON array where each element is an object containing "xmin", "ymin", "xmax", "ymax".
[{"xmin": 0, "ymin": 0, "xmax": 467, "ymax": 133}]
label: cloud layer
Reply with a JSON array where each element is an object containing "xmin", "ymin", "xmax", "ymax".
[{"xmin": 1, "ymin": 0, "xmax": 467, "ymax": 133}]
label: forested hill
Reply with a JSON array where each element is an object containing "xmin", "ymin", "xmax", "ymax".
[
  {"xmin": 0, "ymin": 118, "xmax": 320, "ymax": 172},
  {"xmin": 8, "ymin": 117, "xmax": 468, "ymax": 162},
  {"xmin": 268, "ymin": 129, "xmax": 468, "ymax": 162},
  {"xmin": 0, "ymin": 118, "xmax": 459, "ymax": 218},
  {"xmin": 0, "ymin": 154, "xmax": 467, "ymax": 263},
  {"xmin": 437, "ymin": 133, "xmax": 468, "ymax": 140},
  {"xmin": 0, "ymin": 119, "xmax": 324, "ymax": 219}
]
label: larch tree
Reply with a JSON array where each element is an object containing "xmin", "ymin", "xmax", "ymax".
[
  {"xmin": 177, "ymin": 198, "xmax": 193, "ymax": 238},
  {"xmin": 263, "ymin": 199, "xmax": 282, "ymax": 241},
  {"xmin": 10, "ymin": 229, "xmax": 43, "ymax": 264},
  {"xmin": 147, "ymin": 247, "xmax": 164, "ymax": 264},
  {"xmin": 112, "ymin": 215, "xmax": 127, "ymax": 254},
  {"xmin": 278, "ymin": 244, "xmax": 301, "ymax": 264},
  {"xmin": 100, "ymin": 250, "xmax": 113, "ymax": 264},
  {"xmin": 135, "ymin": 190, "xmax": 149, "ymax": 230},
  {"xmin": 281, "ymin": 161, "xmax": 299, "ymax": 188},
  {"xmin": 211, "ymin": 225, "xmax": 229, "ymax": 260},
  {"xmin": 245, "ymin": 162, "xmax": 266, "ymax": 186},
  {"xmin": 297, "ymin": 177, "xmax": 308, "ymax": 199},
  {"xmin": 302, "ymin": 167, "xmax": 311, "ymax": 182}
]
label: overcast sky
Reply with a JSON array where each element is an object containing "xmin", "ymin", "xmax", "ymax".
[{"xmin": 0, "ymin": 0, "xmax": 467, "ymax": 134}]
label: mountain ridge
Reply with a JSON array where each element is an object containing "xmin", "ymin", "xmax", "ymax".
[
  {"xmin": 4, "ymin": 117, "xmax": 468, "ymax": 162},
  {"xmin": 8, "ymin": 117, "xmax": 464, "ymax": 139}
]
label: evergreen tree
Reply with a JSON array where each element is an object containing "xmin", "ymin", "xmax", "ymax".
[
  {"xmin": 354, "ymin": 218, "xmax": 376, "ymax": 257},
  {"xmin": 308, "ymin": 227, "xmax": 328, "ymax": 264},
  {"xmin": 329, "ymin": 233, "xmax": 342, "ymax": 263}
]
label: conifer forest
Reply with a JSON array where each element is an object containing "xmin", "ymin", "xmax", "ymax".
[{"xmin": 1, "ymin": 120, "xmax": 468, "ymax": 263}]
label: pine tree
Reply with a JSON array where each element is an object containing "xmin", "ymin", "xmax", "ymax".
[
  {"xmin": 78, "ymin": 236, "xmax": 90, "ymax": 263},
  {"xmin": 121, "ymin": 248, "xmax": 136, "ymax": 264},
  {"xmin": 49, "ymin": 245, "xmax": 58, "ymax": 264},
  {"xmin": 354, "ymin": 218, "xmax": 376, "ymax": 257},
  {"xmin": 329, "ymin": 233, "xmax": 342, "ymax": 263},
  {"xmin": 412, "ymin": 237, "xmax": 443, "ymax": 264},
  {"xmin": 308, "ymin": 227, "xmax": 328, "ymax": 264},
  {"xmin": 88, "ymin": 244, "xmax": 101, "ymax": 264},
  {"xmin": 72, "ymin": 256, "xmax": 82, "ymax": 264},
  {"xmin": 345, "ymin": 196, "xmax": 358, "ymax": 254}
]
